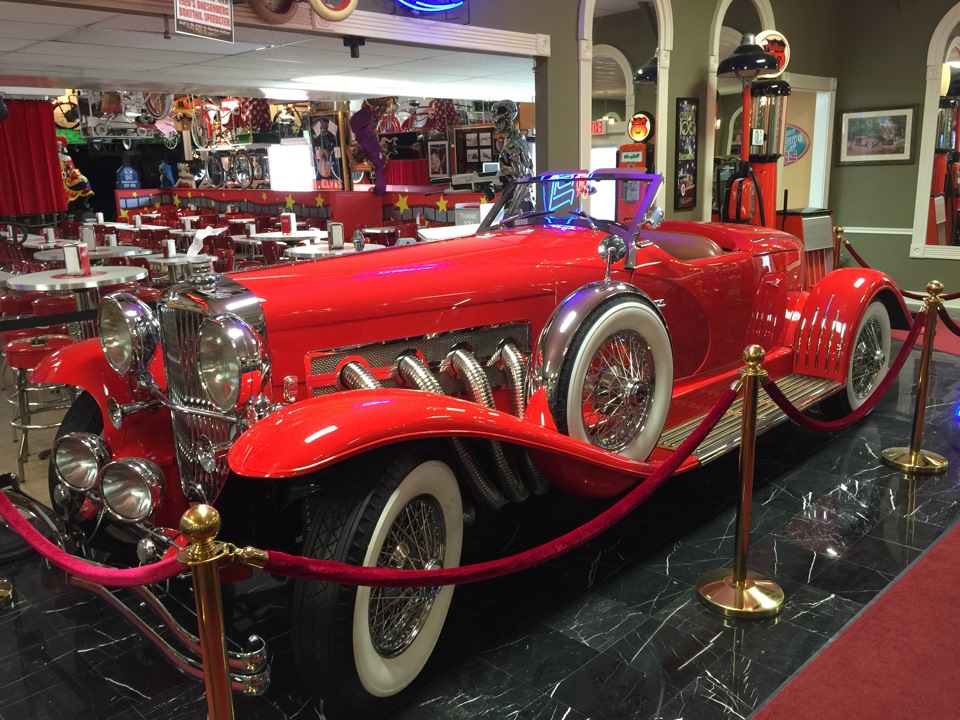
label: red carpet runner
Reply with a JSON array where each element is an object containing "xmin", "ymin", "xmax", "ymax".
[{"xmin": 753, "ymin": 521, "xmax": 960, "ymax": 720}]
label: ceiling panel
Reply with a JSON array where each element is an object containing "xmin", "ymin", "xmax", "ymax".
[
  {"xmin": 0, "ymin": 1, "xmax": 536, "ymax": 103},
  {"xmin": 0, "ymin": 2, "xmax": 114, "ymax": 25},
  {"xmin": 0, "ymin": 21, "xmax": 78, "ymax": 41}
]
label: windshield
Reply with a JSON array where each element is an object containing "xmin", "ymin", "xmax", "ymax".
[{"xmin": 478, "ymin": 170, "xmax": 663, "ymax": 236}]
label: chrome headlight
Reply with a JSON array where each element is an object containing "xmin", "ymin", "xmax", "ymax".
[
  {"xmin": 52, "ymin": 433, "xmax": 110, "ymax": 491},
  {"xmin": 198, "ymin": 314, "xmax": 268, "ymax": 412},
  {"xmin": 99, "ymin": 293, "xmax": 161, "ymax": 376},
  {"xmin": 98, "ymin": 458, "xmax": 164, "ymax": 522}
]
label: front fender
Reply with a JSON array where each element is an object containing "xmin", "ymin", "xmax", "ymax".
[
  {"xmin": 228, "ymin": 389, "xmax": 698, "ymax": 497},
  {"xmin": 32, "ymin": 339, "xmax": 138, "ymax": 411},
  {"xmin": 792, "ymin": 268, "xmax": 909, "ymax": 380}
]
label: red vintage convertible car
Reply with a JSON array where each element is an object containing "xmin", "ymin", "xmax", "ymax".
[{"xmin": 12, "ymin": 170, "xmax": 907, "ymax": 716}]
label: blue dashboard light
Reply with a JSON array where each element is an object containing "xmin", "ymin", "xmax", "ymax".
[{"xmin": 396, "ymin": 0, "xmax": 465, "ymax": 11}]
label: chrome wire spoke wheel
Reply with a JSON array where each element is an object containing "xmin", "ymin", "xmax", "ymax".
[
  {"xmin": 850, "ymin": 317, "xmax": 885, "ymax": 400},
  {"xmin": 369, "ymin": 495, "xmax": 445, "ymax": 658},
  {"xmin": 581, "ymin": 329, "xmax": 654, "ymax": 452}
]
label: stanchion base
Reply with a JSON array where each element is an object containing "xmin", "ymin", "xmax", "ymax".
[
  {"xmin": 881, "ymin": 447, "xmax": 949, "ymax": 475},
  {"xmin": 695, "ymin": 569, "xmax": 784, "ymax": 619},
  {"xmin": 0, "ymin": 578, "xmax": 12, "ymax": 608}
]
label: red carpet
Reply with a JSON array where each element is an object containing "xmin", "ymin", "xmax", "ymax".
[
  {"xmin": 892, "ymin": 320, "xmax": 960, "ymax": 355},
  {"xmin": 753, "ymin": 521, "xmax": 960, "ymax": 720}
]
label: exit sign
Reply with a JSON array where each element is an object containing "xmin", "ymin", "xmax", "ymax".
[{"xmin": 591, "ymin": 120, "xmax": 604, "ymax": 135}]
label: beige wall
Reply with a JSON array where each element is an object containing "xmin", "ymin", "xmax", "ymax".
[{"xmin": 782, "ymin": 90, "xmax": 816, "ymax": 208}]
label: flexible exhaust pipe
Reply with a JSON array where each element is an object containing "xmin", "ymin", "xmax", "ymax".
[
  {"xmin": 447, "ymin": 348, "xmax": 529, "ymax": 503},
  {"xmin": 396, "ymin": 353, "xmax": 505, "ymax": 511},
  {"xmin": 339, "ymin": 361, "xmax": 382, "ymax": 391},
  {"xmin": 491, "ymin": 342, "xmax": 549, "ymax": 496}
]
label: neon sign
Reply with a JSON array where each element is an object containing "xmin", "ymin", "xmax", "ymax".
[{"xmin": 396, "ymin": 0, "xmax": 465, "ymax": 12}]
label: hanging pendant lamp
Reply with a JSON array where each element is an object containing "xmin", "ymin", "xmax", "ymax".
[
  {"xmin": 634, "ymin": 51, "xmax": 658, "ymax": 84},
  {"xmin": 717, "ymin": 33, "xmax": 779, "ymax": 84}
]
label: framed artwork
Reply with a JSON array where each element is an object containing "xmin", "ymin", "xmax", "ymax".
[
  {"xmin": 451, "ymin": 124, "xmax": 495, "ymax": 174},
  {"xmin": 837, "ymin": 106, "xmax": 917, "ymax": 165},
  {"xmin": 427, "ymin": 139, "xmax": 450, "ymax": 178},
  {"xmin": 310, "ymin": 110, "xmax": 349, "ymax": 190},
  {"xmin": 674, "ymin": 97, "xmax": 699, "ymax": 211},
  {"xmin": 480, "ymin": 147, "xmax": 493, "ymax": 162}
]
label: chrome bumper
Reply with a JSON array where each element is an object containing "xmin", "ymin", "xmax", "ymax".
[{"xmin": 0, "ymin": 480, "xmax": 270, "ymax": 696}]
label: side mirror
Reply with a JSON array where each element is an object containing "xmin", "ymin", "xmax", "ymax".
[
  {"xmin": 597, "ymin": 234, "xmax": 627, "ymax": 282},
  {"xmin": 642, "ymin": 206, "xmax": 664, "ymax": 230}
]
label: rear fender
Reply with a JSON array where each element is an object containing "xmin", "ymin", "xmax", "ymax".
[
  {"xmin": 792, "ymin": 268, "xmax": 909, "ymax": 380},
  {"xmin": 228, "ymin": 388, "xmax": 698, "ymax": 498}
]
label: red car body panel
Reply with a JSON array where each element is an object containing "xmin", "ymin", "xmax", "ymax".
[{"xmin": 227, "ymin": 387, "xmax": 698, "ymax": 497}]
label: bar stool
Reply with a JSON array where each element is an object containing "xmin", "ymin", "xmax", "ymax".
[{"xmin": 5, "ymin": 334, "xmax": 75, "ymax": 479}]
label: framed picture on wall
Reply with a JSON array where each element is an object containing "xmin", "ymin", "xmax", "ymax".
[
  {"xmin": 451, "ymin": 124, "xmax": 495, "ymax": 174},
  {"xmin": 311, "ymin": 110, "xmax": 349, "ymax": 190},
  {"xmin": 427, "ymin": 140, "xmax": 449, "ymax": 178},
  {"xmin": 837, "ymin": 106, "xmax": 917, "ymax": 165}
]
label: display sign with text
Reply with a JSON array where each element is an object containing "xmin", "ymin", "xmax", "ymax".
[
  {"xmin": 674, "ymin": 97, "xmax": 698, "ymax": 211},
  {"xmin": 175, "ymin": 0, "xmax": 234, "ymax": 44}
]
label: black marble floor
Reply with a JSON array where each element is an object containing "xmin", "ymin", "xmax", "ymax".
[{"xmin": 1, "ymin": 345, "xmax": 959, "ymax": 720}]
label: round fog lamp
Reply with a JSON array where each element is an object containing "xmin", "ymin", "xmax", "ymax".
[
  {"xmin": 198, "ymin": 315, "xmax": 266, "ymax": 412},
  {"xmin": 53, "ymin": 433, "xmax": 110, "ymax": 491},
  {"xmin": 98, "ymin": 458, "xmax": 164, "ymax": 522},
  {"xmin": 98, "ymin": 293, "xmax": 161, "ymax": 376}
]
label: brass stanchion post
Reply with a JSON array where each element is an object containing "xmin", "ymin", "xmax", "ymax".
[
  {"xmin": 882, "ymin": 280, "xmax": 949, "ymax": 474},
  {"xmin": 696, "ymin": 345, "xmax": 784, "ymax": 619},
  {"xmin": 179, "ymin": 505, "xmax": 235, "ymax": 720}
]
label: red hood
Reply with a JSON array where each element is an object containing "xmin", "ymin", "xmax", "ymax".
[{"xmin": 230, "ymin": 225, "xmax": 606, "ymax": 384}]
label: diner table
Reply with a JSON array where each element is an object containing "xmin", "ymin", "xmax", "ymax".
[
  {"xmin": 142, "ymin": 253, "xmax": 214, "ymax": 283},
  {"xmin": 283, "ymin": 243, "xmax": 386, "ymax": 260},
  {"xmin": 6, "ymin": 266, "xmax": 147, "ymax": 338},
  {"xmin": 33, "ymin": 246, "xmax": 152, "ymax": 263},
  {"xmin": 360, "ymin": 226, "xmax": 400, "ymax": 246},
  {"xmin": 101, "ymin": 222, "xmax": 170, "ymax": 232},
  {"xmin": 23, "ymin": 236, "xmax": 68, "ymax": 250},
  {"xmin": 249, "ymin": 230, "xmax": 328, "ymax": 242}
]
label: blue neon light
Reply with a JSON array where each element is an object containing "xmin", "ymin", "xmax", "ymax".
[{"xmin": 396, "ymin": 0, "xmax": 465, "ymax": 12}]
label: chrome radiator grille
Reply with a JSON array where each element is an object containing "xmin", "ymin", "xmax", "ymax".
[{"xmin": 160, "ymin": 290, "xmax": 236, "ymax": 503}]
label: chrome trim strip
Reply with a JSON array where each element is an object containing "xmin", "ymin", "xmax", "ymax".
[
  {"xmin": 804, "ymin": 307, "xmax": 818, "ymax": 370},
  {"xmin": 825, "ymin": 309, "xmax": 841, "ymax": 375},
  {"xmin": 67, "ymin": 576, "xmax": 270, "ymax": 695},
  {"xmin": 813, "ymin": 295, "xmax": 834, "ymax": 372}
]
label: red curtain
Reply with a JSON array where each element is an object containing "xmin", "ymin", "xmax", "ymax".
[{"xmin": 0, "ymin": 100, "xmax": 67, "ymax": 215}]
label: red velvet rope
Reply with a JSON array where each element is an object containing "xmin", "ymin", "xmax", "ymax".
[
  {"xmin": 0, "ymin": 491, "xmax": 182, "ymax": 586},
  {"xmin": 261, "ymin": 387, "xmax": 739, "ymax": 588},
  {"xmin": 937, "ymin": 306, "xmax": 960, "ymax": 339},
  {"xmin": 843, "ymin": 241, "xmax": 960, "ymax": 302},
  {"xmin": 0, "ymin": 386, "xmax": 737, "ymax": 589},
  {"xmin": 760, "ymin": 310, "xmax": 925, "ymax": 434}
]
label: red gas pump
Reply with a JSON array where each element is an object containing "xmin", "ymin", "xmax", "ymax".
[
  {"xmin": 747, "ymin": 79, "xmax": 790, "ymax": 228},
  {"xmin": 929, "ymin": 96, "xmax": 956, "ymax": 246}
]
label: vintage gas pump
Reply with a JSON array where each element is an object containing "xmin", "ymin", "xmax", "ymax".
[
  {"xmin": 716, "ymin": 34, "xmax": 778, "ymax": 226},
  {"xmin": 747, "ymin": 79, "xmax": 790, "ymax": 228},
  {"xmin": 929, "ymin": 97, "xmax": 956, "ymax": 246},
  {"xmin": 616, "ymin": 111, "xmax": 655, "ymax": 226}
]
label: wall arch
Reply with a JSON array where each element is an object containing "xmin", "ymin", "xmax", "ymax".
[
  {"xmin": 578, "ymin": 0, "xmax": 672, "ymax": 177},
  {"xmin": 912, "ymin": 2, "xmax": 960, "ymax": 260},
  {"xmin": 592, "ymin": 44, "xmax": 636, "ymax": 124},
  {"xmin": 702, "ymin": 0, "xmax": 776, "ymax": 220}
]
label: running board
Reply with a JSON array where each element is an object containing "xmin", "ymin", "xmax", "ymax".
[{"xmin": 657, "ymin": 375, "xmax": 842, "ymax": 465}]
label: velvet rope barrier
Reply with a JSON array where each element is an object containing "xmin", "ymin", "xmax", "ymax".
[
  {"xmin": 261, "ymin": 386, "xmax": 739, "ymax": 588},
  {"xmin": 0, "ymin": 491, "xmax": 182, "ymax": 586},
  {"xmin": 937, "ymin": 306, "xmax": 960, "ymax": 339},
  {"xmin": 759, "ymin": 310, "xmax": 925, "ymax": 434},
  {"xmin": 841, "ymin": 242, "xmax": 960, "ymax": 302},
  {"xmin": 0, "ymin": 386, "xmax": 737, "ymax": 589}
]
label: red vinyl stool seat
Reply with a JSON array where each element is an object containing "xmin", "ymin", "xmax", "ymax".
[{"xmin": 5, "ymin": 334, "xmax": 75, "ymax": 479}]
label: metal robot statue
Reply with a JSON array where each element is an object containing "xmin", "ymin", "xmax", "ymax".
[{"xmin": 493, "ymin": 99, "xmax": 533, "ymax": 181}]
